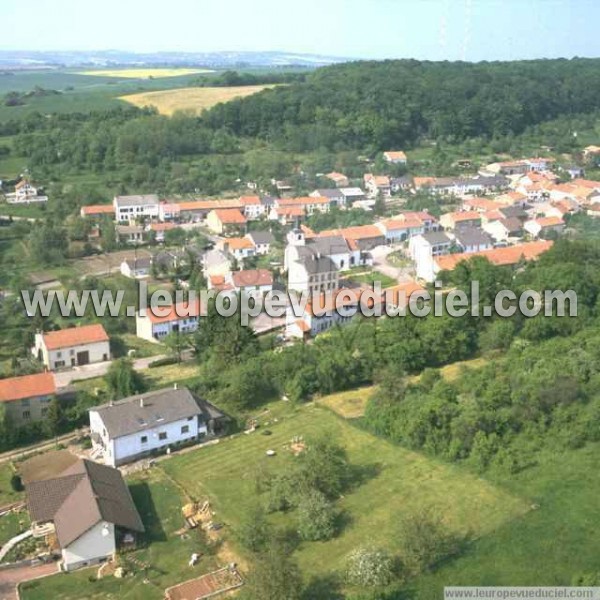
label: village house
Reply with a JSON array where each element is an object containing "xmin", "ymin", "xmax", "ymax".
[
  {"xmin": 310, "ymin": 188, "xmax": 346, "ymax": 208},
  {"xmin": 339, "ymin": 187, "xmax": 366, "ymax": 205},
  {"xmin": 230, "ymin": 268, "xmax": 274, "ymax": 296},
  {"xmin": 276, "ymin": 196, "xmax": 330, "ymax": 216},
  {"xmin": 286, "ymin": 288, "xmax": 376, "ymax": 340},
  {"xmin": 493, "ymin": 191, "xmax": 528, "ymax": 207},
  {"xmin": 239, "ymin": 195, "xmax": 267, "ymax": 220},
  {"xmin": 271, "ymin": 179, "xmax": 293, "ymax": 195},
  {"xmin": 246, "ymin": 230, "xmax": 275, "ymax": 255},
  {"xmin": 135, "ymin": 299, "xmax": 202, "ymax": 342},
  {"xmin": 319, "ymin": 224, "xmax": 385, "ymax": 252},
  {"xmin": 285, "ymin": 229, "xmax": 340, "ymax": 294},
  {"xmin": 409, "ymin": 231, "xmax": 453, "ymax": 281},
  {"xmin": 158, "ymin": 201, "xmax": 181, "ymax": 222},
  {"xmin": 524, "ymin": 216, "xmax": 565, "ymax": 238},
  {"xmin": 376, "ymin": 211, "xmax": 438, "ymax": 243},
  {"xmin": 32, "ymin": 324, "xmax": 110, "ymax": 370},
  {"xmin": 452, "ymin": 227, "xmax": 494, "ymax": 253},
  {"xmin": 390, "ymin": 175, "xmax": 414, "ymax": 193},
  {"xmin": 116, "ymin": 224, "xmax": 144, "ymax": 245},
  {"xmin": 148, "ymin": 222, "xmax": 176, "ymax": 243},
  {"xmin": 269, "ymin": 205, "xmax": 305, "ymax": 225},
  {"xmin": 486, "ymin": 158, "xmax": 554, "ymax": 176},
  {"xmin": 483, "ymin": 217, "xmax": 523, "ymax": 243},
  {"xmin": 382, "ymin": 280, "xmax": 427, "ymax": 313},
  {"xmin": 431, "ymin": 240, "xmax": 553, "ymax": 281},
  {"xmin": 80, "ymin": 204, "xmax": 115, "ymax": 219},
  {"xmin": 113, "ymin": 194, "xmax": 160, "ymax": 223},
  {"xmin": 206, "ymin": 208, "xmax": 247, "ymax": 235},
  {"xmin": 462, "ymin": 197, "xmax": 504, "ymax": 213},
  {"xmin": 383, "ymin": 150, "xmax": 408, "ymax": 165},
  {"xmin": 439, "ymin": 211, "xmax": 482, "ymax": 230},
  {"xmin": 5, "ymin": 179, "xmax": 48, "ymax": 204},
  {"xmin": 583, "ymin": 145, "xmax": 600, "ymax": 159},
  {"xmin": 364, "ymin": 174, "xmax": 391, "ymax": 198},
  {"xmin": 89, "ymin": 386, "xmax": 226, "ymax": 467},
  {"xmin": 120, "ymin": 256, "xmax": 152, "ymax": 279},
  {"xmin": 0, "ymin": 372, "xmax": 56, "ymax": 425},
  {"xmin": 218, "ymin": 236, "xmax": 256, "ymax": 262},
  {"xmin": 26, "ymin": 459, "xmax": 144, "ymax": 571},
  {"xmin": 325, "ymin": 172, "xmax": 349, "ymax": 187},
  {"xmin": 175, "ymin": 199, "xmax": 243, "ymax": 223}
]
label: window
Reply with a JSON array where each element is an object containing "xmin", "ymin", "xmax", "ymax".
[
  {"xmin": 158, "ymin": 432, "xmax": 167, "ymax": 441},
  {"xmin": 141, "ymin": 435, "xmax": 148, "ymax": 444},
  {"xmin": 22, "ymin": 411, "xmax": 31, "ymax": 420},
  {"xmin": 21, "ymin": 398, "xmax": 30, "ymax": 407},
  {"xmin": 181, "ymin": 425, "xmax": 190, "ymax": 434}
]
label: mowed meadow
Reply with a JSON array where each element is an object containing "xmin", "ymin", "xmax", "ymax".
[
  {"xmin": 162, "ymin": 403, "xmax": 529, "ymax": 584},
  {"xmin": 119, "ymin": 84, "xmax": 279, "ymax": 115}
]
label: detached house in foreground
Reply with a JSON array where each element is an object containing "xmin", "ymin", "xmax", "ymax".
[
  {"xmin": 26, "ymin": 459, "xmax": 144, "ymax": 571},
  {"xmin": 32, "ymin": 324, "xmax": 110, "ymax": 370},
  {"xmin": 89, "ymin": 386, "xmax": 226, "ymax": 466},
  {"xmin": 0, "ymin": 372, "xmax": 56, "ymax": 425}
]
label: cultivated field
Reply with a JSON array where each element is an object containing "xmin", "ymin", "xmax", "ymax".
[
  {"xmin": 77, "ymin": 68, "xmax": 214, "ymax": 79},
  {"xmin": 163, "ymin": 404, "xmax": 528, "ymax": 581},
  {"xmin": 120, "ymin": 85, "xmax": 278, "ymax": 115}
]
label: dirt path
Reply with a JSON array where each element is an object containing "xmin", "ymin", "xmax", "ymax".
[{"xmin": 0, "ymin": 561, "xmax": 58, "ymax": 600}]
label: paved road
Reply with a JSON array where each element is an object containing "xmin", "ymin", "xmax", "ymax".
[
  {"xmin": 54, "ymin": 354, "xmax": 166, "ymax": 388},
  {"xmin": 370, "ymin": 244, "xmax": 415, "ymax": 283},
  {"xmin": 0, "ymin": 561, "xmax": 58, "ymax": 600}
]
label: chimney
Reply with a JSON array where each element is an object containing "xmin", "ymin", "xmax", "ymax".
[{"xmin": 140, "ymin": 397, "xmax": 145, "ymax": 408}]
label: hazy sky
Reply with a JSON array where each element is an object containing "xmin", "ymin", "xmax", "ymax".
[{"xmin": 2, "ymin": 0, "xmax": 600, "ymax": 61}]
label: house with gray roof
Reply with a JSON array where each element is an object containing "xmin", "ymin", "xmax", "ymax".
[
  {"xmin": 89, "ymin": 386, "xmax": 226, "ymax": 467},
  {"xmin": 452, "ymin": 227, "xmax": 494, "ymax": 253},
  {"xmin": 26, "ymin": 458, "xmax": 144, "ymax": 571},
  {"xmin": 246, "ymin": 230, "xmax": 275, "ymax": 254},
  {"xmin": 113, "ymin": 194, "xmax": 160, "ymax": 223},
  {"xmin": 310, "ymin": 188, "xmax": 346, "ymax": 207}
]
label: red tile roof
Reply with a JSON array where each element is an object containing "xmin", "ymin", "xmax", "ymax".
[
  {"xmin": 278, "ymin": 196, "xmax": 329, "ymax": 206},
  {"xmin": 225, "ymin": 237, "xmax": 254, "ymax": 250},
  {"xmin": 146, "ymin": 299, "xmax": 203, "ymax": 324},
  {"xmin": 384, "ymin": 151, "xmax": 407, "ymax": 161},
  {"xmin": 81, "ymin": 204, "xmax": 115, "ymax": 216},
  {"xmin": 41, "ymin": 324, "xmax": 109, "ymax": 351},
  {"xmin": 0, "ymin": 372, "xmax": 56, "ymax": 402},
  {"xmin": 212, "ymin": 209, "xmax": 246, "ymax": 224},
  {"xmin": 435, "ymin": 240, "xmax": 553, "ymax": 271},
  {"xmin": 382, "ymin": 281, "xmax": 426, "ymax": 308},
  {"xmin": 231, "ymin": 269, "xmax": 273, "ymax": 288}
]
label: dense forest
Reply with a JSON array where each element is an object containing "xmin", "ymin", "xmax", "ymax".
[{"xmin": 204, "ymin": 58, "xmax": 600, "ymax": 151}]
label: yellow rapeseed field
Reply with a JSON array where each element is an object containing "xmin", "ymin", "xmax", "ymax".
[{"xmin": 119, "ymin": 84, "xmax": 278, "ymax": 115}]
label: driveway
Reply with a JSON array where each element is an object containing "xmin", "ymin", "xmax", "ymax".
[
  {"xmin": 370, "ymin": 244, "xmax": 415, "ymax": 283},
  {"xmin": 0, "ymin": 561, "xmax": 58, "ymax": 600},
  {"xmin": 54, "ymin": 355, "xmax": 166, "ymax": 388}
]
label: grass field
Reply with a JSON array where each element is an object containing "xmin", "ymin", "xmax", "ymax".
[
  {"xmin": 20, "ymin": 468, "xmax": 218, "ymax": 600},
  {"xmin": 413, "ymin": 443, "xmax": 600, "ymax": 596},
  {"xmin": 119, "ymin": 85, "xmax": 278, "ymax": 115},
  {"xmin": 162, "ymin": 404, "xmax": 528, "ymax": 584},
  {"xmin": 343, "ymin": 269, "xmax": 398, "ymax": 289},
  {"xmin": 0, "ymin": 509, "xmax": 30, "ymax": 548},
  {"xmin": 77, "ymin": 68, "xmax": 214, "ymax": 79}
]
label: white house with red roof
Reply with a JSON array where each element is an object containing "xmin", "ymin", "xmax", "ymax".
[
  {"xmin": 524, "ymin": 217, "xmax": 565, "ymax": 238},
  {"xmin": 0, "ymin": 372, "xmax": 56, "ymax": 425},
  {"xmin": 383, "ymin": 151, "xmax": 407, "ymax": 165},
  {"xmin": 135, "ymin": 299, "xmax": 203, "ymax": 342},
  {"xmin": 32, "ymin": 324, "xmax": 111, "ymax": 370},
  {"xmin": 6, "ymin": 179, "xmax": 48, "ymax": 204}
]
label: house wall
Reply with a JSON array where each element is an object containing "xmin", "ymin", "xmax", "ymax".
[
  {"xmin": 115, "ymin": 203, "xmax": 159, "ymax": 223},
  {"xmin": 33, "ymin": 336, "xmax": 110, "ymax": 370},
  {"xmin": 62, "ymin": 521, "xmax": 116, "ymax": 571},
  {"xmin": 113, "ymin": 417, "xmax": 204, "ymax": 466},
  {"xmin": 4, "ymin": 394, "xmax": 53, "ymax": 425}
]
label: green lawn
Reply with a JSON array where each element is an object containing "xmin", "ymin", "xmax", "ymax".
[
  {"xmin": 20, "ymin": 468, "xmax": 218, "ymax": 600},
  {"xmin": 345, "ymin": 270, "xmax": 398, "ymax": 288},
  {"xmin": 412, "ymin": 443, "xmax": 600, "ymax": 598},
  {"xmin": 0, "ymin": 509, "xmax": 29, "ymax": 549},
  {"xmin": 162, "ymin": 404, "xmax": 527, "ymax": 582},
  {"xmin": 0, "ymin": 463, "xmax": 23, "ymax": 508}
]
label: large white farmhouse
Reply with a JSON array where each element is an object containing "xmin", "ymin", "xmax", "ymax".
[
  {"xmin": 113, "ymin": 194, "xmax": 160, "ymax": 223},
  {"xmin": 89, "ymin": 386, "xmax": 226, "ymax": 467}
]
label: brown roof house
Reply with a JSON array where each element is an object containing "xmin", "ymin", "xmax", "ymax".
[{"xmin": 26, "ymin": 458, "xmax": 144, "ymax": 571}]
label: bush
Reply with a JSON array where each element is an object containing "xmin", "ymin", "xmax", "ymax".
[
  {"xmin": 10, "ymin": 473, "xmax": 23, "ymax": 492},
  {"xmin": 296, "ymin": 489, "xmax": 336, "ymax": 541},
  {"xmin": 345, "ymin": 546, "xmax": 395, "ymax": 588}
]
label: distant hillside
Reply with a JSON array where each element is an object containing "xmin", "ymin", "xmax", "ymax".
[
  {"xmin": 0, "ymin": 49, "xmax": 351, "ymax": 70},
  {"xmin": 202, "ymin": 58, "xmax": 600, "ymax": 151}
]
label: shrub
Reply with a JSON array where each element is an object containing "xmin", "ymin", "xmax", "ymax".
[
  {"xmin": 10, "ymin": 473, "xmax": 23, "ymax": 492},
  {"xmin": 345, "ymin": 546, "xmax": 395, "ymax": 588},
  {"xmin": 296, "ymin": 489, "xmax": 336, "ymax": 541}
]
